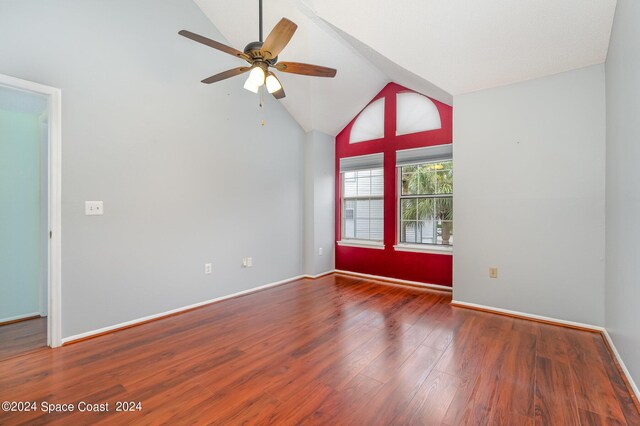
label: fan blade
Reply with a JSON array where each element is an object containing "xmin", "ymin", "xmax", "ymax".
[
  {"xmin": 272, "ymin": 87, "xmax": 286, "ymax": 99},
  {"xmin": 179, "ymin": 30, "xmax": 250, "ymax": 62},
  {"xmin": 260, "ymin": 18, "xmax": 298, "ymax": 60},
  {"xmin": 274, "ymin": 62, "xmax": 337, "ymax": 78},
  {"xmin": 201, "ymin": 67, "xmax": 251, "ymax": 84}
]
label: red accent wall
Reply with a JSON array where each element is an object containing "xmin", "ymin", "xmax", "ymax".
[{"xmin": 335, "ymin": 82, "xmax": 453, "ymax": 286}]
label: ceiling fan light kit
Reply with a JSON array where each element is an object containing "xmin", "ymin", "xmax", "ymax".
[
  {"xmin": 265, "ymin": 72, "xmax": 282, "ymax": 94},
  {"xmin": 243, "ymin": 78, "xmax": 261, "ymax": 94},
  {"xmin": 247, "ymin": 66, "xmax": 267, "ymax": 87},
  {"xmin": 179, "ymin": 0, "xmax": 337, "ymax": 103}
]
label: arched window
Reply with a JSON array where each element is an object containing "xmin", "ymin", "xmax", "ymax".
[
  {"xmin": 349, "ymin": 98, "xmax": 385, "ymax": 143},
  {"xmin": 396, "ymin": 92, "xmax": 441, "ymax": 136}
]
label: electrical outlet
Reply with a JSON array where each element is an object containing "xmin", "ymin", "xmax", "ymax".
[
  {"xmin": 85, "ymin": 201, "xmax": 104, "ymax": 216},
  {"xmin": 318, "ymin": 247, "xmax": 323, "ymax": 256},
  {"xmin": 242, "ymin": 257, "xmax": 253, "ymax": 268},
  {"xmin": 204, "ymin": 263, "xmax": 212, "ymax": 274},
  {"xmin": 489, "ymin": 267, "xmax": 498, "ymax": 279}
]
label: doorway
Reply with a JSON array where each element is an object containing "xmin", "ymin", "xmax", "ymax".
[{"xmin": 0, "ymin": 74, "xmax": 61, "ymax": 356}]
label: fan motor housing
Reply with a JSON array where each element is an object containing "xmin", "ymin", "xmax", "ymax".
[{"xmin": 244, "ymin": 41, "xmax": 278, "ymax": 64}]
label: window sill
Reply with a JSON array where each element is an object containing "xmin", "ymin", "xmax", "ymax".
[
  {"xmin": 393, "ymin": 244, "xmax": 453, "ymax": 255},
  {"xmin": 337, "ymin": 240, "xmax": 385, "ymax": 250}
]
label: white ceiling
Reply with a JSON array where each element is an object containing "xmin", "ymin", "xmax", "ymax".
[
  {"xmin": 194, "ymin": 0, "xmax": 617, "ymax": 135},
  {"xmin": 195, "ymin": 0, "xmax": 389, "ymax": 135}
]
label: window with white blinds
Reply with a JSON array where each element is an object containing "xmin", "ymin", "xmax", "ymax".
[{"xmin": 342, "ymin": 168, "xmax": 384, "ymax": 241}]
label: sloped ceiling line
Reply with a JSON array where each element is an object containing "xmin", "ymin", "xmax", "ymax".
[{"xmin": 194, "ymin": 0, "xmax": 616, "ymax": 136}]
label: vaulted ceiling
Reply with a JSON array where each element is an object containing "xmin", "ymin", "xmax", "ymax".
[{"xmin": 194, "ymin": 0, "xmax": 617, "ymax": 136}]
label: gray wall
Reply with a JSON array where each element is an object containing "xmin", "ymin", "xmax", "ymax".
[
  {"xmin": 303, "ymin": 131, "xmax": 335, "ymax": 276},
  {"xmin": 605, "ymin": 0, "xmax": 640, "ymax": 386},
  {"xmin": 453, "ymin": 65, "xmax": 606, "ymax": 326},
  {"xmin": 0, "ymin": 0, "xmax": 305, "ymax": 338}
]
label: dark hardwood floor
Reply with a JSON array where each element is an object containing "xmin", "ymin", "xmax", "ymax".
[
  {"xmin": 0, "ymin": 274, "xmax": 638, "ymax": 425},
  {"xmin": 0, "ymin": 317, "xmax": 46, "ymax": 361}
]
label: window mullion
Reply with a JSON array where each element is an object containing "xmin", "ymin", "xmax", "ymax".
[{"xmin": 399, "ymin": 194, "xmax": 452, "ymax": 199}]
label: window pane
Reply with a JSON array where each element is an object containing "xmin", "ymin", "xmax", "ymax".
[
  {"xmin": 355, "ymin": 199, "xmax": 370, "ymax": 240},
  {"xmin": 399, "ymin": 195, "xmax": 452, "ymax": 245},
  {"xmin": 370, "ymin": 199, "xmax": 384, "ymax": 219},
  {"xmin": 402, "ymin": 221, "xmax": 417, "ymax": 243},
  {"xmin": 402, "ymin": 174, "xmax": 414, "ymax": 195},
  {"xmin": 370, "ymin": 219, "xmax": 384, "ymax": 241},
  {"xmin": 417, "ymin": 198, "xmax": 430, "ymax": 221},
  {"xmin": 355, "ymin": 199, "xmax": 370, "ymax": 219},
  {"xmin": 356, "ymin": 170, "xmax": 371, "ymax": 197},
  {"xmin": 436, "ymin": 197, "xmax": 453, "ymax": 221},
  {"xmin": 439, "ymin": 219, "xmax": 453, "ymax": 245},
  {"xmin": 371, "ymin": 169, "xmax": 384, "ymax": 196},
  {"xmin": 401, "ymin": 199, "xmax": 417, "ymax": 221},
  {"xmin": 434, "ymin": 161, "xmax": 453, "ymax": 194},
  {"xmin": 344, "ymin": 199, "xmax": 355, "ymax": 238},
  {"xmin": 401, "ymin": 161, "xmax": 453, "ymax": 196},
  {"xmin": 418, "ymin": 218, "xmax": 436, "ymax": 244},
  {"xmin": 344, "ymin": 172, "xmax": 357, "ymax": 197},
  {"xmin": 419, "ymin": 164, "xmax": 434, "ymax": 194}
]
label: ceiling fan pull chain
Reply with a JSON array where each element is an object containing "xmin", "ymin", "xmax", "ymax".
[
  {"xmin": 260, "ymin": 85, "xmax": 266, "ymax": 126},
  {"xmin": 259, "ymin": 85, "xmax": 263, "ymax": 108}
]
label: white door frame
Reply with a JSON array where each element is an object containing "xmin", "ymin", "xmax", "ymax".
[{"xmin": 0, "ymin": 73, "xmax": 62, "ymax": 348}]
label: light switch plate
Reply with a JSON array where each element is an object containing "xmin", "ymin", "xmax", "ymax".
[
  {"xmin": 489, "ymin": 267, "xmax": 498, "ymax": 279},
  {"xmin": 85, "ymin": 201, "xmax": 104, "ymax": 216}
]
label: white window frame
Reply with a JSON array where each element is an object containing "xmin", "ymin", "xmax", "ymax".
[
  {"xmin": 338, "ymin": 168, "xmax": 384, "ymax": 249},
  {"xmin": 395, "ymin": 161, "xmax": 453, "ymax": 255}
]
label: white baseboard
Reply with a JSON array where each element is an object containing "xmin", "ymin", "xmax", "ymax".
[
  {"xmin": 303, "ymin": 270, "xmax": 335, "ymax": 279},
  {"xmin": 450, "ymin": 300, "xmax": 604, "ymax": 331},
  {"xmin": 602, "ymin": 329, "xmax": 640, "ymax": 402},
  {"xmin": 61, "ymin": 274, "xmax": 306, "ymax": 344},
  {"xmin": 0, "ymin": 312, "xmax": 41, "ymax": 324},
  {"xmin": 335, "ymin": 269, "xmax": 452, "ymax": 292}
]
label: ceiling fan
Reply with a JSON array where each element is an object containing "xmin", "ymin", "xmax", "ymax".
[{"xmin": 179, "ymin": 0, "xmax": 337, "ymax": 100}]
